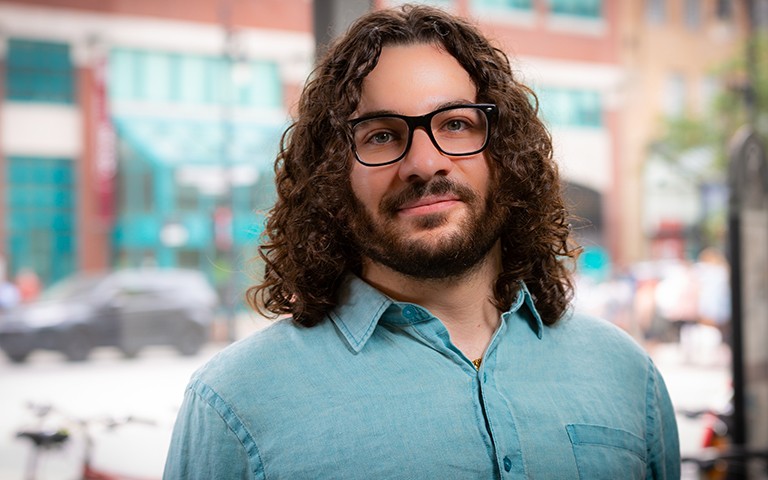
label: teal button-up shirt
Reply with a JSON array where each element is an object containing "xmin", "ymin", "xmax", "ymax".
[{"xmin": 164, "ymin": 276, "xmax": 680, "ymax": 479}]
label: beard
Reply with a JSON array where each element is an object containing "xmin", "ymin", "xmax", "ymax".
[{"xmin": 346, "ymin": 176, "xmax": 506, "ymax": 280}]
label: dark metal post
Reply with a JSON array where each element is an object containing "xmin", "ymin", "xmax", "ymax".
[
  {"xmin": 727, "ymin": 0, "xmax": 764, "ymax": 452},
  {"xmin": 727, "ymin": 136, "xmax": 746, "ymax": 449},
  {"xmin": 727, "ymin": 0, "xmax": 757, "ymax": 450},
  {"xmin": 727, "ymin": 125, "xmax": 768, "ymax": 478},
  {"xmin": 313, "ymin": 0, "xmax": 373, "ymax": 60}
]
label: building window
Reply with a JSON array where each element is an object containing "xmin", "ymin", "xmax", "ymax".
[
  {"xmin": 5, "ymin": 157, "xmax": 77, "ymax": 284},
  {"xmin": 473, "ymin": 0, "xmax": 533, "ymax": 12},
  {"xmin": 117, "ymin": 141, "xmax": 155, "ymax": 214},
  {"xmin": 108, "ymin": 49, "xmax": 282, "ymax": 107},
  {"xmin": 5, "ymin": 39, "xmax": 74, "ymax": 104},
  {"xmin": 645, "ymin": 0, "xmax": 665, "ymax": 24},
  {"xmin": 537, "ymin": 87, "xmax": 602, "ymax": 127},
  {"xmin": 176, "ymin": 249, "xmax": 202, "ymax": 270},
  {"xmin": 549, "ymin": 0, "xmax": 601, "ymax": 19},
  {"xmin": 684, "ymin": 0, "xmax": 701, "ymax": 28},
  {"xmin": 175, "ymin": 184, "xmax": 200, "ymax": 212},
  {"xmin": 663, "ymin": 72, "xmax": 687, "ymax": 116},
  {"xmin": 699, "ymin": 75, "xmax": 718, "ymax": 113},
  {"xmin": 716, "ymin": 0, "xmax": 733, "ymax": 20}
]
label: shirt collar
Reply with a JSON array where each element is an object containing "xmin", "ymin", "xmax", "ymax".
[
  {"xmin": 508, "ymin": 281, "xmax": 544, "ymax": 339},
  {"xmin": 328, "ymin": 275, "xmax": 544, "ymax": 353},
  {"xmin": 328, "ymin": 275, "xmax": 393, "ymax": 353}
]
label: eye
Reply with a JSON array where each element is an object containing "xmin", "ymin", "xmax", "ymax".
[
  {"xmin": 444, "ymin": 119, "xmax": 469, "ymax": 132},
  {"xmin": 353, "ymin": 117, "xmax": 406, "ymax": 149},
  {"xmin": 434, "ymin": 107, "xmax": 484, "ymax": 136},
  {"xmin": 438, "ymin": 116, "xmax": 476, "ymax": 135},
  {"xmin": 368, "ymin": 131, "xmax": 395, "ymax": 145}
]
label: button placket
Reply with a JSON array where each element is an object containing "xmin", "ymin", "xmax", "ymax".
[{"xmin": 475, "ymin": 317, "xmax": 526, "ymax": 477}]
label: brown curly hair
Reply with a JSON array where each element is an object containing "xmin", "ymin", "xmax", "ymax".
[{"xmin": 247, "ymin": 4, "xmax": 580, "ymax": 327}]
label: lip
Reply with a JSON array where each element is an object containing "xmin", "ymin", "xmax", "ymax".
[{"xmin": 397, "ymin": 194, "xmax": 461, "ymax": 216}]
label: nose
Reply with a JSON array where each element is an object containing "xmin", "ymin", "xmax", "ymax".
[{"xmin": 397, "ymin": 127, "xmax": 454, "ymax": 183}]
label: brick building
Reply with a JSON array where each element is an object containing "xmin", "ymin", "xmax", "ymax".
[
  {"xmin": 0, "ymin": 0, "xmax": 752, "ymax": 289},
  {"xmin": 0, "ymin": 0, "xmax": 312, "ymax": 287}
]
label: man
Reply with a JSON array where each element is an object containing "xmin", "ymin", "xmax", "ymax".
[{"xmin": 165, "ymin": 5, "xmax": 680, "ymax": 479}]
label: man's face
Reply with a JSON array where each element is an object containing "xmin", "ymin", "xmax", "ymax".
[{"xmin": 347, "ymin": 43, "xmax": 506, "ymax": 279}]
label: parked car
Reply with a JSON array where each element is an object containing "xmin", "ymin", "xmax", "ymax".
[{"xmin": 0, "ymin": 268, "xmax": 219, "ymax": 363}]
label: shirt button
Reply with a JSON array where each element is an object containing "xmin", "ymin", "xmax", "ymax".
[
  {"xmin": 503, "ymin": 456, "xmax": 512, "ymax": 473},
  {"xmin": 402, "ymin": 305, "xmax": 416, "ymax": 319}
]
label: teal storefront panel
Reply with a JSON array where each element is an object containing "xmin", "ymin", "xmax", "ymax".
[
  {"xmin": 113, "ymin": 214, "xmax": 162, "ymax": 248},
  {"xmin": 112, "ymin": 116, "xmax": 282, "ymax": 258},
  {"xmin": 109, "ymin": 48, "xmax": 281, "ymax": 108},
  {"xmin": 536, "ymin": 86, "xmax": 603, "ymax": 128},
  {"xmin": 180, "ymin": 214, "xmax": 214, "ymax": 248},
  {"xmin": 4, "ymin": 156, "xmax": 77, "ymax": 284},
  {"xmin": 108, "ymin": 45, "xmax": 284, "ymax": 263},
  {"xmin": 113, "ymin": 214, "xmax": 213, "ymax": 249},
  {"xmin": 113, "ymin": 116, "xmax": 283, "ymax": 168},
  {"xmin": 6, "ymin": 38, "xmax": 75, "ymax": 104},
  {"xmin": 233, "ymin": 212, "xmax": 267, "ymax": 245}
]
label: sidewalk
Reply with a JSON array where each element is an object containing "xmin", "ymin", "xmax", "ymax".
[{"xmin": 649, "ymin": 340, "xmax": 732, "ymax": 476}]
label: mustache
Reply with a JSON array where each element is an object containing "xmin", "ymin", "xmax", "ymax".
[{"xmin": 380, "ymin": 177, "xmax": 478, "ymax": 217}]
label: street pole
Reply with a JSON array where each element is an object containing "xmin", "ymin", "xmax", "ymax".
[
  {"xmin": 219, "ymin": 0, "xmax": 237, "ymax": 343},
  {"xmin": 727, "ymin": 132, "xmax": 746, "ymax": 450},
  {"xmin": 313, "ymin": 0, "xmax": 373, "ymax": 60},
  {"xmin": 726, "ymin": 3, "xmax": 768, "ymax": 472},
  {"xmin": 729, "ymin": 0, "xmax": 759, "ymax": 450}
]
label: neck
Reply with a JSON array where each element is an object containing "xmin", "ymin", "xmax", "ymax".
[{"xmin": 360, "ymin": 242, "xmax": 502, "ymax": 360}]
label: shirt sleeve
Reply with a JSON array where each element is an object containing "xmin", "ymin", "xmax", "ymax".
[
  {"xmin": 645, "ymin": 358, "xmax": 681, "ymax": 480},
  {"xmin": 163, "ymin": 378, "xmax": 263, "ymax": 480}
]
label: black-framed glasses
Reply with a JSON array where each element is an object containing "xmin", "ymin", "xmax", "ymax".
[{"xmin": 349, "ymin": 103, "xmax": 497, "ymax": 167}]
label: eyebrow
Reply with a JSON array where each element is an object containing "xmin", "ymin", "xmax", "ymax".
[{"xmin": 352, "ymin": 99, "xmax": 476, "ymax": 120}]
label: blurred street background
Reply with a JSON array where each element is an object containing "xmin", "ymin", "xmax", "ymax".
[
  {"xmin": 0, "ymin": 316, "xmax": 733, "ymax": 479},
  {"xmin": 0, "ymin": 0, "xmax": 767, "ymax": 478}
]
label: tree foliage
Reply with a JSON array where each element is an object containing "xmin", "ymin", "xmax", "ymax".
[
  {"xmin": 648, "ymin": 32, "xmax": 767, "ymax": 249},
  {"xmin": 651, "ymin": 33, "xmax": 768, "ymax": 180}
]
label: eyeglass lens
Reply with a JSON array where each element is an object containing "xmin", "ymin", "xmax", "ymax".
[{"xmin": 352, "ymin": 106, "xmax": 489, "ymax": 166}]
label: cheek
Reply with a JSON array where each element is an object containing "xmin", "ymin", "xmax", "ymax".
[
  {"xmin": 349, "ymin": 163, "xmax": 368, "ymax": 204},
  {"xmin": 350, "ymin": 163, "xmax": 392, "ymax": 211},
  {"xmin": 480, "ymin": 162, "xmax": 493, "ymax": 194},
  {"xmin": 462, "ymin": 155, "xmax": 493, "ymax": 197}
]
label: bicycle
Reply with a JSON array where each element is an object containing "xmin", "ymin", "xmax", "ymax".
[
  {"xmin": 679, "ymin": 396, "xmax": 768, "ymax": 479},
  {"xmin": 15, "ymin": 402, "xmax": 158, "ymax": 480}
]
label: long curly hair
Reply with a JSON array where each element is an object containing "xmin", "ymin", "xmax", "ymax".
[{"xmin": 247, "ymin": 4, "xmax": 580, "ymax": 327}]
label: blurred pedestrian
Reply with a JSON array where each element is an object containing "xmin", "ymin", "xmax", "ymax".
[
  {"xmin": 165, "ymin": 5, "xmax": 679, "ymax": 479},
  {"xmin": 15, "ymin": 268, "xmax": 41, "ymax": 303},
  {"xmin": 0, "ymin": 276, "xmax": 20, "ymax": 312},
  {"xmin": 654, "ymin": 259, "xmax": 699, "ymax": 339},
  {"xmin": 687, "ymin": 247, "xmax": 731, "ymax": 365},
  {"xmin": 0, "ymin": 255, "xmax": 20, "ymax": 311},
  {"xmin": 695, "ymin": 248, "xmax": 730, "ymax": 332}
]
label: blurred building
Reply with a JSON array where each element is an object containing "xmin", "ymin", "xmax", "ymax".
[
  {"xmin": 0, "ymin": 0, "xmax": 312, "ymax": 286},
  {"xmin": 0, "ymin": 0, "xmax": 754, "ymax": 288},
  {"xmin": 620, "ymin": 0, "xmax": 749, "ymax": 264}
]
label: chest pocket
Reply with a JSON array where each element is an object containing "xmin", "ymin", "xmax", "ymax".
[{"xmin": 566, "ymin": 423, "xmax": 646, "ymax": 480}]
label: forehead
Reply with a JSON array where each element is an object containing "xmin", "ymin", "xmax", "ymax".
[{"xmin": 356, "ymin": 43, "xmax": 476, "ymax": 116}]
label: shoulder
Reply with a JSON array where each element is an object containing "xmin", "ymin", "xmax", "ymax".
[
  {"xmin": 548, "ymin": 310, "xmax": 650, "ymax": 365},
  {"xmin": 554, "ymin": 310, "xmax": 644, "ymax": 346},
  {"xmin": 189, "ymin": 317, "xmax": 343, "ymax": 397}
]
